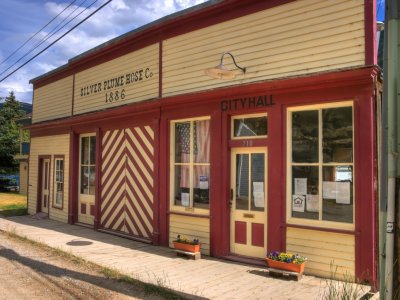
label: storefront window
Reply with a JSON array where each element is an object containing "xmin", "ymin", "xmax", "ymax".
[
  {"xmin": 172, "ymin": 118, "xmax": 210, "ymax": 209},
  {"xmin": 288, "ymin": 104, "xmax": 353, "ymax": 225},
  {"xmin": 80, "ymin": 135, "xmax": 96, "ymax": 195}
]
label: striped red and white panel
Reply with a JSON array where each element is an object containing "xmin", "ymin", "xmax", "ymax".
[{"xmin": 100, "ymin": 126, "xmax": 154, "ymax": 240}]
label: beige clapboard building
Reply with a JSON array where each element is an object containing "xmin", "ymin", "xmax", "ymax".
[{"xmin": 27, "ymin": 0, "xmax": 380, "ymax": 287}]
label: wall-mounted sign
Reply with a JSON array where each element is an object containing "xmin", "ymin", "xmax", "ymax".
[
  {"xmin": 221, "ymin": 95, "xmax": 275, "ymax": 111},
  {"xmin": 79, "ymin": 67, "xmax": 153, "ymax": 103},
  {"xmin": 73, "ymin": 43, "xmax": 159, "ymax": 115}
]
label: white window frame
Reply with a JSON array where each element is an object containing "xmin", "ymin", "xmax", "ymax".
[
  {"xmin": 286, "ymin": 101, "xmax": 355, "ymax": 230},
  {"xmin": 79, "ymin": 133, "xmax": 96, "ymax": 198},
  {"xmin": 53, "ymin": 157, "xmax": 64, "ymax": 208},
  {"xmin": 170, "ymin": 116, "xmax": 210, "ymax": 214}
]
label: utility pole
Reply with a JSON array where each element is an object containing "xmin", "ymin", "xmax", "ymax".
[{"xmin": 380, "ymin": 0, "xmax": 399, "ymax": 299}]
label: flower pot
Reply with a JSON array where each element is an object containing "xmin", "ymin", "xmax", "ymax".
[
  {"xmin": 265, "ymin": 258, "xmax": 305, "ymax": 274},
  {"xmin": 173, "ymin": 241, "xmax": 200, "ymax": 253}
]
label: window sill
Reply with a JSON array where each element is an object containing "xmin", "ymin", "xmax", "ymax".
[
  {"xmin": 168, "ymin": 210, "xmax": 210, "ymax": 219},
  {"xmin": 286, "ymin": 217, "xmax": 355, "ymax": 233}
]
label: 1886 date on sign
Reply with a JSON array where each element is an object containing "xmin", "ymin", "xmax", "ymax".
[{"xmin": 105, "ymin": 89, "xmax": 126, "ymax": 103}]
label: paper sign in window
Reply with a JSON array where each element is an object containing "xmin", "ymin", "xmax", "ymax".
[
  {"xmin": 294, "ymin": 178, "xmax": 307, "ymax": 195},
  {"xmin": 253, "ymin": 182, "xmax": 264, "ymax": 193},
  {"xmin": 292, "ymin": 195, "xmax": 305, "ymax": 212},
  {"xmin": 199, "ymin": 175, "xmax": 209, "ymax": 189},
  {"xmin": 306, "ymin": 194, "xmax": 319, "ymax": 212},
  {"xmin": 335, "ymin": 182, "xmax": 350, "ymax": 204},
  {"xmin": 181, "ymin": 193, "xmax": 190, "ymax": 207},
  {"xmin": 323, "ymin": 181, "xmax": 337, "ymax": 199},
  {"xmin": 253, "ymin": 191, "xmax": 264, "ymax": 208}
]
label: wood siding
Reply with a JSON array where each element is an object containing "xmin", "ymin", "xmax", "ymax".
[
  {"xmin": 169, "ymin": 214, "xmax": 210, "ymax": 255},
  {"xmin": 162, "ymin": 0, "xmax": 365, "ymax": 97},
  {"xmin": 19, "ymin": 161, "xmax": 28, "ymax": 195},
  {"xmin": 32, "ymin": 76, "xmax": 73, "ymax": 123},
  {"xmin": 28, "ymin": 135, "xmax": 69, "ymax": 223},
  {"xmin": 73, "ymin": 44, "xmax": 159, "ymax": 115},
  {"xmin": 286, "ymin": 227, "xmax": 355, "ymax": 279}
]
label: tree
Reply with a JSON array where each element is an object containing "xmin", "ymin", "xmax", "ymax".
[{"xmin": 0, "ymin": 91, "xmax": 25, "ymax": 173}]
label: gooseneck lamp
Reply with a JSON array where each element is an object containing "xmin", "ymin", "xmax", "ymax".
[{"xmin": 205, "ymin": 52, "xmax": 246, "ymax": 80}]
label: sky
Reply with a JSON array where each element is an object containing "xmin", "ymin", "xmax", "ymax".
[{"xmin": 0, "ymin": 0, "xmax": 386, "ymax": 104}]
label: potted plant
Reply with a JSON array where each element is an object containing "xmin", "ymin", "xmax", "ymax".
[
  {"xmin": 266, "ymin": 251, "xmax": 307, "ymax": 273},
  {"xmin": 173, "ymin": 235, "xmax": 200, "ymax": 253}
]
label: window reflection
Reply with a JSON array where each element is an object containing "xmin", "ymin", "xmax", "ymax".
[
  {"xmin": 233, "ymin": 116, "xmax": 267, "ymax": 137},
  {"xmin": 292, "ymin": 111, "xmax": 318, "ymax": 163}
]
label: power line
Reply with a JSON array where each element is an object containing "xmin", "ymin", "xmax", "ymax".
[
  {"xmin": 0, "ymin": 0, "xmax": 78, "ymax": 67},
  {"xmin": 0, "ymin": 0, "xmax": 112, "ymax": 83},
  {"xmin": 0, "ymin": 0, "xmax": 100, "ymax": 79}
]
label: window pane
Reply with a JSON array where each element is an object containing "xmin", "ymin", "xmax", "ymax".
[
  {"xmin": 236, "ymin": 154, "xmax": 249, "ymax": 210},
  {"xmin": 193, "ymin": 165, "xmax": 210, "ymax": 208},
  {"xmin": 323, "ymin": 107, "xmax": 353, "ymax": 163},
  {"xmin": 175, "ymin": 122, "xmax": 191, "ymax": 163},
  {"xmin": 90, "ymin": 136, "xmax": 96, "ymax": 165},
  {"xmin": 89, "ymin": 166, "xmax": 96, "ymax": 195},
  {"xmin": 322, "ymin": 166, "xmax": 353, "ymax": 223},
  {"xmin": 193, "ymin": 120, "xmax": 210, "ymax": 163},
  {"xmin": 234, "ymin": 116, "xmax": 267, "ymax": 137},
  {"xmin": 251, "ymin": 153, "xmax": 265, "ymax": 212},
  {"xmin": 292, "ymin": 110, "xmax": 318, "ymax": 163},
  {"xmin": 174, "ymin": 165, "xmax": 190, "ymax": 206},
  {"xmin": 80, "ymin": 166, "xmax": 88, "ymax": 194},
  {"xmin": 291, "ymin": 166, "xmax": 319, "ymax": 220},
  {"xmin": 81, "ymin": 137, "xmax": 89, "ymax": 165}
]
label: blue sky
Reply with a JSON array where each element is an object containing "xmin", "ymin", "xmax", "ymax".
[{"xmin": 0, "ymin": 0, "xmax": 386, "ymax": 104}]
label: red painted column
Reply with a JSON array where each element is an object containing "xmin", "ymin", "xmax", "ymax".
[
  {"xmin": 68, "ymin": 130, "xmax": 78, "ymax": 224},
  {"xmin": 210, "ymin": 110, "xmax": 223, "ymax": 256},
  {"xmin": 267, "ymin": 102, "xmax": 285, "ymax": 252},
  {"xmin": 354, "ymin": 92, "xmax": 377, "ymax": 286},
  {"xmin": 158, "ymin": 115, "xmax": 169, "ymax": 246},
  {"xmin": 94, "ymin": 127, "xmax": 102, "ymax": 230},
  {"xmin": 152, "ymin": 116, "xmax": 161, "ymax": 245},
  {"xmin": 220, "ymin": 111, "xmax": 230, "ymax": 256}
]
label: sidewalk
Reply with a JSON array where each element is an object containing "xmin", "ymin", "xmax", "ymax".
[{"xmin": 0, "ymin": 215, "xmax": 362, "ymax": 299}]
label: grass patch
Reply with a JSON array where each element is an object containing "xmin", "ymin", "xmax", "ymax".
[
  {"xmin": 3, "ymin": 229, "xmax": 186, "ymax": 300},
  {"xmin": 0, "ymin": 192, "xmax": 27, "ymax": 217}
]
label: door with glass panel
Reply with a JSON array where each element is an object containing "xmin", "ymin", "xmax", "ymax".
[
  {"xmin": 40, "ymin": 158, "xmax": 50, "ymax": 213},
  {"xmin": 230, "ymin": 148, "xmax": 267, "ymax": 258}
]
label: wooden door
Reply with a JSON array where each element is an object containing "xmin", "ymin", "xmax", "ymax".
[
  {"xmin": 41, "ymin": 158, "xmax": 50, "ymax": 213},
  {"xmin": 230, "ymin": 148, "xmax": 267, "ymax": 258}
]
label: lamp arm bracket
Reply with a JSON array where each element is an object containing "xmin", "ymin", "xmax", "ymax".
[{"xmin": 221, "ymin": 52, "xmax": 246, "ymax": 73}]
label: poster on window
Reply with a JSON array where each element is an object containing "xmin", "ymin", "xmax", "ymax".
[
  {"xmin": 199, "ymin": 175, "xmax": 209, "ymax": 189},
  {"xmin": 294, "ymin": 178, "xmax": 307, "ymax": 195},
  {"xmin": 292, "ymin": 195, "xmax": 305, "ymax": 212},
  {"xmin": 335, "ymin": 182, "xmax": 351, "ymax": 204},
  {"xmin": 253, "ymin": 192, "xmax": 264, "ymax": 208},
  {"xmin": 181, "ymin": 193, "xmax": 190, "ymax": 207},
  {"xmin": 323, "ymin": 181, "xmax": 337, "ymax": 199},
  {"xmin": 306, "ymin": 194, "xmax": 319, "ymax": 212}
]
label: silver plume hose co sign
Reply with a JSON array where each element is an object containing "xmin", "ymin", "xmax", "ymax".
[{"xmin": 79, "ymin": 67, "xmax": 153, "ymax": 103}]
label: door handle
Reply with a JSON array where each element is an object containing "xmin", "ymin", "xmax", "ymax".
[{"xmin": 229, "ymin": 189, "xmax": 233, "ymax": 208}]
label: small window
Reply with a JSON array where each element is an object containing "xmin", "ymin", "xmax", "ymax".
[
  {"xmin": 54, "ymin": 158, "xmax": 64, "ymax": 208},
  {"xmin": 232, "ymin": 114, "xmax": 267, "ymax": 138},
  {"xmin": 80, "ymin": 135, "xmax": 96, "ymax": 195},
  {"xmin": 171, "ymin": 117, "xmax": 210, "ymax": 210}
]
